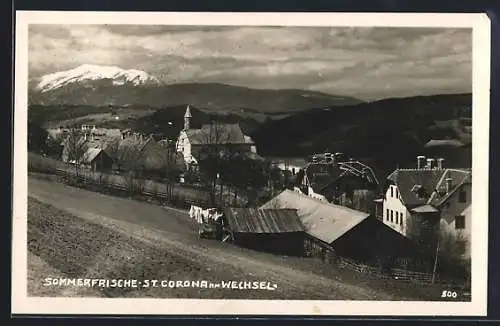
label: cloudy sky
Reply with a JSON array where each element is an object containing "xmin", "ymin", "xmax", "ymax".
[{"xmin": 28, "ymin": 25, "xmax": 472, "ymax": 101}]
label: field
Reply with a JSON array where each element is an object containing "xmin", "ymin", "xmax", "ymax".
[{"xmin": 26, "ymin": 175, "xmax": 457, "ymax": 301}]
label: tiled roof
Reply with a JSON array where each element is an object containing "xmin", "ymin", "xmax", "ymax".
[
  {"xmin": 223, "ymin": 207, "xmax": 304, "ymax": 234},
  {"xmin": 387, "ymin": 168, "xmax": 471, "ymax": 208},
  {"xmin": 186, "ymin": 124, "xmax": 253, "ymax": 145},
  {"xmin": 387, "ymin": 168, "xmax": 445, "ymax": 207},
  {"xmin": 428, "ymin": 169, "xmax": 472, "ymax": 207},
  {"xmin": 260, "ymin": 190, "xmax": 370, "ymax": 244}
]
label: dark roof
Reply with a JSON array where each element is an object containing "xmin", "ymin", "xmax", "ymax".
[
  {"xmin": 387, "ymin": 169, "xmax": 445, "ymax": 207},
  {"xmin": 303, "ymin": 163, "xmax": 343, "ymax": 192},
  {"xmin": 428, "ymin": 169, "xmax": 471, "ymax": 206},
  {"xmin": 81, "ymin": 148, "xmax": 107, "ymax": 164},
  {"xmin": 186, "ymin": 124, "xmax": 254, "ymax": 145},
  {"xmin": 260, "ymin": 190, "xmax": 370, "ymax": 244},
  {"xmin": 223, "ymin": 207, "xmax": 304, "ymax": 234},
  {"xmin": 387, "ymin": 168, "xmax": 471, "ymax": 208},
  {"xmin": 302, "ymin": 160, "xmax": 380, "ymax": 194}
]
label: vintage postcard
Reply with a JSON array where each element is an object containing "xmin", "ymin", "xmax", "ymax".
[{"xmin": 12, "ymin": 11, "xmax": 490, "ymax": 316}]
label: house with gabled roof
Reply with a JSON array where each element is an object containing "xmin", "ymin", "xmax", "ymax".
[
  {"xmin": 175, "ymin": 105, "xmax": 258, "ymax": 170},
  {"xmin": 380, "ymin": 155, "xmax": 472, "ymax": 259}
]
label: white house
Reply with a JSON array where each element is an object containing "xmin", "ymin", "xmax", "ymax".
[{"xmin": 381, "ymin": 155, "xmax": 472, "ymax": 259}]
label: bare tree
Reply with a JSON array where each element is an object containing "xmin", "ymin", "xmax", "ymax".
[
  {"xmin": 118, "ymin": 137, "xmax": 150, "ymax": 196},
  {"xmin": 103, "ymin": 138, "xmax": 122, "ymax": 171},
  {"xmin": 62, "ymin": 129, "xmax": 89, "ymax": 180},
  {"xmin": 197, "ymin": 122, "xmax": 233, "ymax": 205}
]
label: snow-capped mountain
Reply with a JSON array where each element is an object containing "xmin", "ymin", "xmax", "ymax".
[{"xmin": 35, "ymin": 64, "xmax": 162, "ymax": 92}]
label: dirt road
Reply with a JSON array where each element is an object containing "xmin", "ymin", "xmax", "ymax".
[{"xmin": 27, "ymin": 176, "xmax": 438, "ymax": 300}]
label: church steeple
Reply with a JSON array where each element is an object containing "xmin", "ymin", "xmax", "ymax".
[{"xmin": 184, "ymin": 105, "xmax": 192, "ymax": 130}]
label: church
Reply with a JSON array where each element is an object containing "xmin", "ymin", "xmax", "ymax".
[{"xmin": 175, "ymin": 105, "xmax": 258, "ymax": 170}]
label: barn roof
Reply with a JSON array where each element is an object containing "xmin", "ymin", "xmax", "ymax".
[
  {"xmin": 223, "ymin": 207, "xmax": 304, "ymax": 234},
  {"xmin": 81, "ymin": 148, "xmax": 107, "ymax": 164},
  {"xmin": 260, "ymin": 190, "xmax": 370, "ymax": 244}
]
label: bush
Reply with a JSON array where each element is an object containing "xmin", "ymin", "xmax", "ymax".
[{"xmin": 28, "ymin": 152, "xmax": 65, "ymax": 174}]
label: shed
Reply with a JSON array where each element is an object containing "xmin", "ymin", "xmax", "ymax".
[
  {"xmin": 222, "ymin": 207, "xmax": 305, "ymax": 256},
  {"xmin": 81, "ymin": 148, "xmax": 114, "ymax": 171},
  {"xmin": 261, "ymin": 190, "xmax": 417, "ymax": 266}
]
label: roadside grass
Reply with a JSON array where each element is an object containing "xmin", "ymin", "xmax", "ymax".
[{"xmin": 28, "ymin": 152, "xmax": 66, "ymax": 175}]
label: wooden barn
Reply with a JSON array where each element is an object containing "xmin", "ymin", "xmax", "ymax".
[
  {"xmin": 222, "ymin": 207, "xmax": 305, "ymax": 256},
  {"xmin": 81, "ymin": 148, "xmax": 114, "ymax": 172},
  {"xmin": 261, "ymin": 190, "xmax": 418, "ymax": 268}
]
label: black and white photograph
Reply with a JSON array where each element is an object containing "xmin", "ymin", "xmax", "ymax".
[{"xmin": 12, "ymin": 11, "xmax": 490, "ymax": 316}]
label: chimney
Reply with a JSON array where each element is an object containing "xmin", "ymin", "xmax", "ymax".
[
  {"xmin": 426, "ymin": 158, "xmax": 435, "ymax": 169},
  {"xmin": 417, "ymin": 155, "xmax": 426, "ymax": 169},
  {"xmin": 445, "ymin": 177, "xmax": 453, "ymax": 193},
  {"xmin": 437, "ymin": 158, "xmax": 445, "ymax": 169}
]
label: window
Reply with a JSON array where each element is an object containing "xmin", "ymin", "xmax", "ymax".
[
  {"xmin": 458, "ymin": 189, "xmax": 467, "ymax": 203},
  {"xmin": 390, "ymin": 210, "xmax": 393, "ymax": 223},
  {"xmin": 455, "ymin": 215, "xmax": 466, "ymax": 229},
  {"xmin": 386, "ymin": 209, "xmax": 389, "ymax": 221},
  {"xmin": 395, "ymin": 213, "xmax": 398, "ymax": 225},
  {"xmin": 390, "ymin": 186, "xmax": 394, "ymax": 197},
  {"xmin": 400, "ymin": 214, "xmax": 403, "ymax": 226},
  {"xmin": 395, "ymin": 188, "xmax": 399, "ymax": 199}
]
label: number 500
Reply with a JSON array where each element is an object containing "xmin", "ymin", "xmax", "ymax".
[{"xmin": 441, "ymin": 290, "xmax": 458, "ymax": 298}]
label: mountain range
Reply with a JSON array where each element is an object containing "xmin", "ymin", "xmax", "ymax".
[{"xmin": 29, "ymin": 64, "xmax": 363, "ymax": 115}]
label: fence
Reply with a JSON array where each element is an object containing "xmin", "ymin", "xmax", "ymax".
[
  {"xmin": 55, "ymin": 167, "xmax": 214, "ymax": 208},
  {"xmin": 302, "ymin": 233, "xmax": 455, "ymax": 285}
]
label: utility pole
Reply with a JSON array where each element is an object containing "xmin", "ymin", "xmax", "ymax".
[{"xmin": 431, "ymin": 239, "xmax": 440, "ymax": 284}]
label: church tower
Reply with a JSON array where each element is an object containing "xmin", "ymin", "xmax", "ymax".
[{"xmin": 184, "ymin": 105, "xmax": 192, "ymax": 130}]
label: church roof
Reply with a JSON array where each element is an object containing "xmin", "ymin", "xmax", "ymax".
[
  {"xmin": 184, "ymin": 105, "xmax": 192, "ymax": 118},
  {"xmin": 185, "ymin": 124, "xmax": 254, "ymax": 145}
]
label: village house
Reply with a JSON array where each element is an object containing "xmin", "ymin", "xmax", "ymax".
[
  {"xmin": 176, "ymin": 105, "xmax": 257, "ymax": 171},
  {"xmin": 107, "ymin": 135, "xmax": 186, "ymax": 178},
  {"xmin": 377, "ymin": 155, "xmax": 472, "ymax": 259},
  {"xmin": 261, "ymin": 190, "xmax": 416, "ymax": 268},
  {"xmin": 294, "ymin": 152, "xmax": 380, "ymax": 213}
]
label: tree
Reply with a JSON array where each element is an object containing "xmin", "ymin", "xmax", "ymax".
[
  {"xmin": 197, "ymin": 123, "xmax": 233, "ymax": 204},
  {"xmin": 63, "ymin": 129, "xmax": 88, "ymax": 166},
  {"xmin": 222, "ymin": 152, "xmax": 268, "ymax": 205},
  {"xmin": 28, "ymin": 121, "xmax": 48, "ymax": 153},
  {"xmin": 44, "ymin": 132, "xmax": 66, "ymax": 159},
  {"xmin": 61, "ymin": 129, "xmax": 89, "ymax": 183}
]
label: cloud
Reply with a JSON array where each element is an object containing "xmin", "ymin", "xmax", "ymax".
[{"xmin": 28, "ymin": 24, "xmax": 472, "ymax": 100}]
